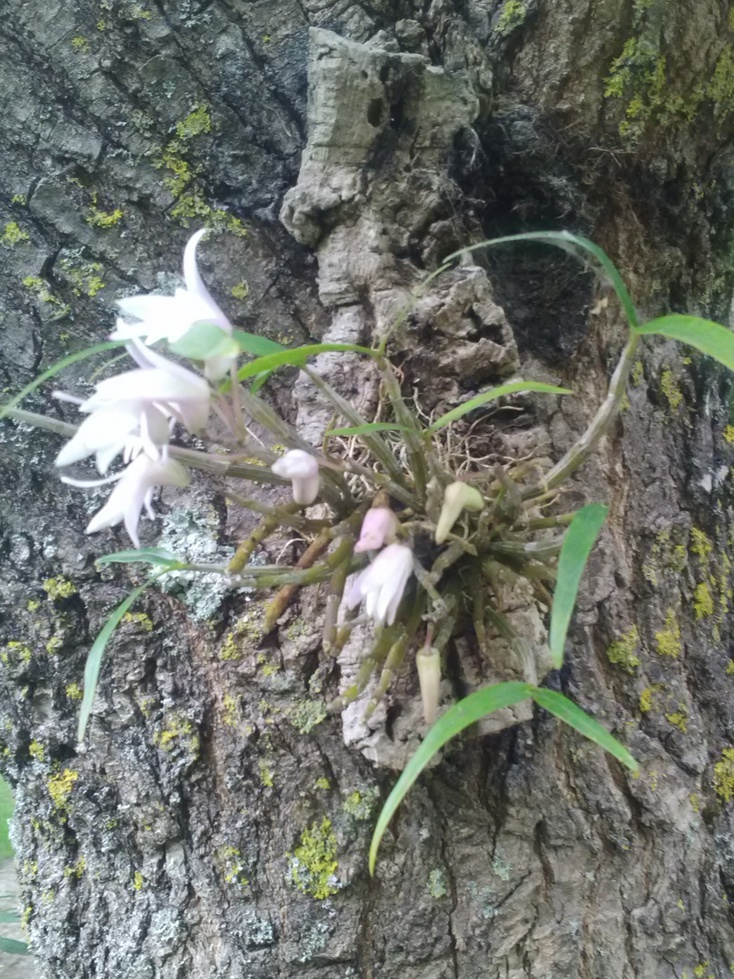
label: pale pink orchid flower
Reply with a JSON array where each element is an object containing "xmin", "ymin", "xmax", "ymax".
[
  {"xmin": 111, "ymin": 229, "xmax": 236, "ymax": 380},
  {"xmin": 69, "ymin": 453, "xmax": 190, "ymax": 548},
  {"xmin": 271, "ymin": 449, "xmax": 320, "ymax": 505},
  {"xmin": 347, "ymin": 542, "xmax": 414, "ymax": 627},
  {"xmin": 80, "ymin": 342, "xmax": 211, "ymax": 434},
  {"xmin": 354, "ymin": 507, "xmax": 399, "ymax": 553}
]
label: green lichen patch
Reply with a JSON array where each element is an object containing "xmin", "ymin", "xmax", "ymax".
[
  {"xmin": 606, "ymin": 625, "xmax": 641, "ymax": 673},
  {"xmin": 1, "ymin": 221, "xmax": 29, "ymax": 247},
  {"xmin": 65, "ymin": 682, "xmax": 83, "ymax": 701},
  {"xmin": 341, "ymin": 787, "xmax": 379, "ymax": 821},
  {"xmin": 714, "ymin": 747, "xmax": 734, "ymax": 803},
  {"xmin": 428, "ymin": 869, "xmax": 447, "ymax": 898},
  {"xmin": 287, "ymin": 818, "xmax": 340, "ymax": 900},
  {"xmin": 29, "ymin": 741, "xmax": 45, "ymax": 762},
  {"xmin": 230, "ymin": 281, "xmax": 249, "ymax": 300},
  {"xmin": 690, "ymin": 527, "xmax": 713, "ymax": 561},
  {"xmin": 287, "ymin": 699, "xmax": 327, "ymax": 734},
  {"xmin": 655, "ymin": 608, "xmax": 682, "ymax": 658},
  {"xmin": 494, "ymin": 0, "xmax": 526, "ymax": 37},
  {"xmin": 665, "ymin": 705, "xmax": 688, "ymax": 733},
  {"xmin": 660, "ymin": 368, "xmax": 684, "ymax": 411},
  {"xmin": 218, "ymin": 846, "xmax": 250, "ymax": 889},
  {"xmin": 86, "ymin": 202, "xmax": 123, "ymax": 229},
  {"xmin": 132, "ymin": 871, "xmax": 144, "ymax": 891},
  {"xmin": 58, "ymin": 256, "xmax": 105, "ymax": 298}
]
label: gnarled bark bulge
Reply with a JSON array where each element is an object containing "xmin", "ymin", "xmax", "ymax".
[{"xmin": 2, "ymin": 2, "xmax": 734, "ymax": 978}]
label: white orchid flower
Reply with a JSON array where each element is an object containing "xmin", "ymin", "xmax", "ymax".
[
  {"xmin": 354, "ymin": 507, "xmax": 399, "ymax": 553},
  {"xmin": 271, "ymin": 449, "xmax": 320, "ymax": 505},
  {"xmin": 112, "ymin": 229, "xmax": 236, "ymax": 380},
  {"xmin": 80, "ymin": 453, "xmax": 190, "ymax": 548},
  {"xmin": 55, "ymin": 404, "xmax": 170, "ymax": 474},
  {"xmin": 347, "ymin": 543, "xmax": 414, "ymax": 627},
  {"xmin": 81, "ymin": 342, "xmax": 211, "ymax": 434}
]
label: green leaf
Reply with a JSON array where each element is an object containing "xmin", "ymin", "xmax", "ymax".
[
  {"xmin": 0, "ymin": 936, "xmax": 29, "ymax": 956},
  {"xmin": 327, "ymin": 423, "xmax": 409, "ymax": 437},
  {"xmin": 0, "ymin": 340, "xmax": 125, "ymax": 421},
  {"xmin": 0, "ymin": 912, "xmax": 18, "ymax": 924},
  {"xmin": 549, "ymin": 503, "xmax": 607, "ymax": 668},
  {"xmin": 636, "ymin": 314, "xmax": 734, "ymax": 373},
  {"xmin": 95, "ymin": 548, "xmax": 182, "ymax": 568},
  {"xmin": 169, "ymin": 323, "xmax": 239, "ymax": 360},
  {"xmin": 232, "ymin": 331, "xmax": 286, "ymax": 357},
  {"xmin": 236, "ymin": 342, "xmax": 379, "ymax": 381},
  {"xmin": 78, "ymin": 574, "xmax": 166, "ymax": 741},
  {"xmin": 368, "ymin": 682, "xmax": 532, "ymax": 874},
  {"xmin": 429, "ymin": 381, "xmax": 572, "ymax": 432},
  {"xmin": 441, "ymin": 231, "xmax": 639, "ymax": 330},
  {"xmin": 529, "ymin": 687, "xmax": 639, "ymax": 772}
]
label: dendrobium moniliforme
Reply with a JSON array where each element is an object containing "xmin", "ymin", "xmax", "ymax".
[
  {"xmin": 434, "ymin": 481, "xmax": 485, "ymax": 544},
  {"xmin": 112, "ymin": 229, "xmax": 236, "ymax": 381},
  {"xmin": 347, "ymin": 543, "xmax": 414, "ymax": 626},
  {"xmin": 271, "ymin": 449, "xmax": 321, "ymax": 505},
  {"xmin": 85, "ymin": 454, "xmax": 190, "ymax": 548}
]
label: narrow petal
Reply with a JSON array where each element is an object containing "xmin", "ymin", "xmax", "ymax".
[{"xmin": 182, "ymin": 230, "xmax": 230, "ymax": 330}]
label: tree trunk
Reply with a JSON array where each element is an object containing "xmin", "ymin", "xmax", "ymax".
[{"xmin": 2, "ymin": 2, "xmax": 734, "ymax": 977}]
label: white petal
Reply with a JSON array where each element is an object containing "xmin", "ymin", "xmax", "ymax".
[
  {"xmin": 182, "ymin": 230, "xmax": 231, "ymax": 331},
  {"xmin": 292, "ymin": 473, "xmax": 320, "ymax": 505}
]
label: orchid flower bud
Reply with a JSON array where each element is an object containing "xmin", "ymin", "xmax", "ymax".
[
  {"xmin": 354, "ymin": 507, "xmax": 399, "ymax": 553},
  {"xmin": 434, "ymin": 481, "xmax": 484, "ymax": 544},
  {"xmin": 347, "ymin": 542, "xmax": 413, "ymax": 626},
  {"xmin": 416, "ymin": 646, "xmax": 441, "ymax": 725},
  {"xmin": 271, "ymin": 449, "xmax": 320, "ymax": 505}
]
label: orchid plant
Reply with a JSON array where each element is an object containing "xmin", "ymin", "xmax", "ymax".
[{"xmin": 4, "ymin": 229, "xmax": 734, "ymax": 871}]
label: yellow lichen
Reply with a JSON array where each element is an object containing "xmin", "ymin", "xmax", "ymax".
[
  {"xmin": 122, "ymin": 611, "xmax": 153, "ymax": 632},
  {"xmin": 639, "ymin": 686, "xmax": 655, "ymax": 713},
  {"xmin": 222, "ymin": 694, "xmax": 238, "ymax": 727},
  {"xmin": 694, "ymin": 582, "xmax": 714, "ymax": 619},
  {"xmin": 690, "ymin": 527, "xmax": 713, "ymax": 561},
  {"xmin": 65, "ymin": 682, "xmax": 83, "ymax": 701},
  {"xmin": 287, "ymin": 818, "xmax": 340, "ymax": 900},
  {"xmin": 606, "ymin": 625, "xmax": 641, "ymax": 673},
  {"xmin": 48, "ymin": 769, "xmax": 79, "ymax": 812},
  {"xmin": 29, "ymin": 741, "xmax": 45, "ymax": 762},
  {"xmin": 132, "ymin": 871, "xmax": 144, "ymax": 891},
  {"xmin": 42, "ymin": 576, "xmax": 76, "ymax": 600},
  {"xmin": 655, "ymin": 608, "xmax": 681, "ymax": 658},
  {"xmin": 660, "ymin": 369, "xmax": 684, "ymax": 410},
  {"xmin": 714, "ymin": 747, "xmax": 734, "ymax": 803},
  {"xmin": 230, "ymin": 281, "xmax": 249, "ymax": 300},
  {"xmin": 87, "ymin": 203, "xmax": 123, "ymax": 229},
  {"xmin": 64, "ymin": 857, "xmax": 86, "ymax": 879},
  {"xmin": 724, "ymin": 425, "xmax": 734, "ymax": 444},
  {"xmin": 45, "ymin": 636, "xmax": 62, "ymax": 655},
  {"xmin": 1, "ymin": 221, "xmax": 29, "ymax": 246},
  {"xmin": 665, "ymin": 707, "xmax": 688, "ymax": 733},
  {"xmin": 259, "ymin": 762, "xmax": 274, "ymax": 788}
]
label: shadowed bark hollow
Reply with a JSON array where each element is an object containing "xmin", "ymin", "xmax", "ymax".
[{"xmin": 2, "ymin": 1, "xmax": 734, "ymax": 977}]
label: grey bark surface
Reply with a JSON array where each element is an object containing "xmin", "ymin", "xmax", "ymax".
[{"xmin": 1, "ymin": 2, "xmax": 734, "ymax": 978}]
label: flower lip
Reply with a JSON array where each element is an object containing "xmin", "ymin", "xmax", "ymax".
[{"xmin": 434, "ymin": 480, "xmax": 484, "ymax": 544}]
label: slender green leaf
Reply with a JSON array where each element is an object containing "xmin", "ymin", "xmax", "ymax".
[
  {"xmin": 169, "ymin": 323, "xmax": 239, "ymax": 360},
  {"xmin": 430, "ymin": 381, "xmax": 572, "ymax": 432},
  {"xmin": 368, "ymin": 682, "xmax": 532, "ymax": 874},
  {"xmin": 237, "ymin": 343, "xmax": 379, "ymax": 381},
  {"xmin": 549, "ymin": 503, "xmax": 607, "ymax": 668},
  {"xmin": 0, "ymin": 340, "xmax": 125, "ymax": 421},
  {"xmin": 0, "ymin": 912, "xmax": 18, "ymax": 924},
  {"xmin": 327, "ymin": 423, "xmax": 409, "ymax": 437},
  {"xmin": 0, "ymin": 937, "xmax": 29, "ymax": 956},
  {"xmin": 78, "ymin": 574, "xmax": 166, "ymax": 741},
  {"xmin": 441, "ymin": 231, "xmax": 639, "ymax": 330},
  {"xmin": 95, "ymin": 548, "xmax": 182, "ymax": 568},
  {"xmin": 529, "ymin": 687, "xmax": 638, "ymax": 772},
  {"xmin": 636, "ymin": 314, "xmax": 734, "ymax": 373},
  {"xmin": 232, "ymin": 331, "xmax": 286, "ymax": 357},
  {"xmin": 304, "ymin": 367, "xmax": 406, "ymax": 482}
]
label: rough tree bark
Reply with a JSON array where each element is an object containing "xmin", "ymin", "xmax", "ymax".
[{"xmin": 2, "ymin": 1, "xmax": 734, "ymax": 977}]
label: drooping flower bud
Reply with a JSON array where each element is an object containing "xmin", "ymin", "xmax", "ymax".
[
  {"xmin": 416, "ymin": 646, "xmax": 441, "ymax": 725},
  {"xmin": 354, "ymin": 507, "xmax": 399, "ymax": 553},
  {"xmin": 347, "ymin": 542, "xmax": 413, "ymax": 626},
  {"xmin": 271, "ymin": 449, "xmax": 320, "ymax": 505},
  {"xmin": 434, "ymin": 481, "xmax": 484, "ymax": 544}
]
